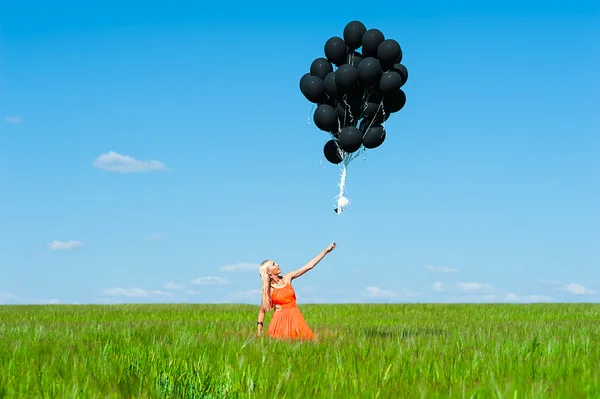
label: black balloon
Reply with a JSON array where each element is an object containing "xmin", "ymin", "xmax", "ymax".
[
  {"xmin": 346, "ymin": 92, "xmax": 363, "ymax": 113},
  {"xmin": 383, "ymin": 89, "xmax": 406, "ymax": 113},
  {"xmin": 300, "ymin": 22, "xmax": 408, "ymax": 161},
  {"xmin": 357, "ymin": 57, "xmax": 382, "ymax": 87},
  {"xmin": 343, "ymin": 21, "xmax": 367, "ymax": 50},
  {"xmin": 378, "ymin": 70, "xmax": 402, "ymax": 95},
  {"xmin": 373, "ymin": 109, "xmax": 391, "ymax": 124},
  {"xmin": 362, "ymin": 29, "xmax": 385, "ymax": 58},
  {"xmin": 362, "ymin": 125, "xmax": 386, "ymax": 149},
  {"xmin": 360, "ymin": 107, "xmax": 390, "ymax": 126},
  {"xmin": 313, "ymin": 104, "xmax": 338, "ymax": 132},
  {"xmin": 310, "ymin": 58, "xmax": 333, "ymax": 80},
  {"xmin": 392, "ymin": 63, "xmax": 408, "ymax": 87},
  {"xmin": 336, "ymin": 93, "xmax": 362, "ymax": 125},
  {"xmin": 301, "ymin": 76, "xmax": 325, "ymax": 103},
  {"xmin": 323, "ymin": 139, "xmax": 344, "ymax": 164},
  {"xmin": 362, "ymin": 93, "xmax": 383, "ymax": 119},
  {"xmin": 347, "ymin": 51, "xmax": 363, "ymax": 67},
  {"xmin": 338, "ymin": 126, "xmax": 363, "ymax": 153},
  {"xmin": 299, "ymin": 73, "xmax": 310, "ymax": 92},
  {"xmin": 324, "ymin": 37, "xmax": 348, "ymax": 66},
  {"xmin": 336, "ymin": 102, "xmax": 355, "ymax": 127},
  {"xmin": 322, "ymin": 96, "xmax": 336, "ymax": 107},
  {"xmin": 377, "ymin": 39, "xmax": 402, "ymax": 65},
  {"xmin": 323, "ymin": 72, "xmax": 339, "ymax": 100},
  {"xmin": 342, "ymin": 80, "xmax": 362, "ymax": 97},
  {"xmin": 334, "ymin": 64, "xmax": 358, "ymax": 90}
]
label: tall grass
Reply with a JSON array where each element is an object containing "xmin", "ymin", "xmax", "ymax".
[{"xmin": 1, "ymin": 303, "xmax": 598, "ymax": 398}]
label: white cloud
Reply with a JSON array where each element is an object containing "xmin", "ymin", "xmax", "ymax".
[
  {"xmin": 480, "ymin": 293, "xmax": 553, "ymax": 303},
  {"xmin": 36, "ymin": 298, "xmax": 61, "ymax": 304},
  {"xmin": 504, "ymin": 293, "xmax": 553, "ymax": 303},
  {"xmin": 102, "ymin": 287, "xmax": 171, "ymax": 297},
  {"xmin": 229, "ymin": 289, "xmax": 261, "ymax": 299},
  {"xmin": 562, "ymin": 283, "xmax": 596, "ymax": 295},
  {"xmin": 360, "ymin": 286, "xmax": 421, "ymax": 300},
  {"xmin": 457, "ymin": 282, "xmax": 492, "ymax": 292},
  {"xmin": 445, "ymin": 291, "xmax": 553, "ymax": 303},
  {"xmin": 48, "ymin": 240, "xmax": 84, "ymax": 251},
  {"xmin": 0, "ymin": 292, "xmax": 14, "ymax": 303},
  {"xmin": 432, "ymin": 281, "xmax": 445, "ymax": 292},
  {"xmin": 362, "ymin": 286, "xmax": 397, "ymax": 299},
  {"xmin": 220, "ymin": 262, "xmax": 259, "ymax": 272},
  {"xmin": 191, "ymin": 276, "xmax": 230, "ymax": 285},
  {"xmin": 93, "ymin": 151, "xmax": 167, "ymax": 173},
  {"xmin": 99, "ymin": 297, "xmax": 124, "ymax": 304},
  {"xmin": 163, "ymin": 281, "xmax": 185, "ymax": 290},
  {"xmin": 505, "ymin": 292, "xmax": 518, "ymax": 301},
  {"xmin": 525, "ymin": 294, "xmax": 553, "ymax": 302},
  {"xmin": 296, "ymin": 285, "xmax": 319, "ymax": 294},
  {"xmin": 147, "ymin": 233, "xmax": 166, "ymax": 241},
  {"xmin": 4, "ymin": 116, "xmax": 22, "ymax": 124},
  {"xmin": 214, "ymin": 290, "xmax": 263, "ymax": 304},
  {"xmin": 425, "ymin": 265, "xmax": 458, "ymax": 273}
]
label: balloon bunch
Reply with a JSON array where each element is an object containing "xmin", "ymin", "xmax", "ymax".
[{"xmin": 300, "ymin": 20, "xmax": 408, "ymax": 213}]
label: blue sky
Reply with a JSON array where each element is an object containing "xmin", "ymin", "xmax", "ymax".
[{"xmin": 1, "ymin": 0, "xmax": 599, "ymax": 305}]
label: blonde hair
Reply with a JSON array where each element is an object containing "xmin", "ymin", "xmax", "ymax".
[{"xmin": 259, "ymin": 259, "xmax": 273, "ymax": 311}]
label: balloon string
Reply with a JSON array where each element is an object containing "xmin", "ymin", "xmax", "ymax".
[
  {"xmin": 358, "ymin": 90, "xmax": 370, "ymax": 120},
  {"xmin": 331, "ymin": 87, "xmax": 384, "ymax": 213},
  {"xmin": 307, "ymin": 104, "xmax": 316, "ymax": 124},
  {"xmin": 340, "ymin": 94, "xmax": 347, "ymax": 128},
  {"xmin": 335, "ymin": 162, "xmax": 349, "ymax": 214},
  {"xmin": 364, "ymin": 100, "xmax": 383, "ymax": 133},
  {"xmin": 343, "ymin": 97, "xmax": 354, "ymax": 125}
]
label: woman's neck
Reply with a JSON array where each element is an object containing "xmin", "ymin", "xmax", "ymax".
[{"xmin": 271, "ymin": 275, "xmax": 283, "ymax": 285}]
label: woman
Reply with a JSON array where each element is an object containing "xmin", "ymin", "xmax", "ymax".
[{"xmin": 256, "ymin": 243, "xmax": 336, "ymax": 340}]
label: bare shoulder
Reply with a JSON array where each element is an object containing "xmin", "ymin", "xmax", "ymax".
[{"xmin": 282, "ymin": 273, "xmax": 294, "ymax": 285}]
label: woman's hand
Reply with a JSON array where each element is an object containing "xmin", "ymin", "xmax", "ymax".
[{"xmin": 284, "ymin": 243, "xmax": 337, "ymax": 281}]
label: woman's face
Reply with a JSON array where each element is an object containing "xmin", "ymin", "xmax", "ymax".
[{"xmin": 268, "ymin": 261, "xmax": 281, "ymax": 276}]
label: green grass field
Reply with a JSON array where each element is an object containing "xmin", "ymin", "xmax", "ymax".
[{"xmin": 1, "ymin": 303, "xmax": 598, "ymax": 398}]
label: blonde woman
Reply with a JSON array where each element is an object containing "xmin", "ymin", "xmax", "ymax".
[{"xmin": 256, "ymin": 243, "xmax": 336, "ymax": 340}]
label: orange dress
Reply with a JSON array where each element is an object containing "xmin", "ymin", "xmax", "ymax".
[{"xmin": 267, "ymin": 283, "xmax": 315, "ymax": 341}]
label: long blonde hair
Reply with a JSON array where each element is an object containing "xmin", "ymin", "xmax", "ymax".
[{"xmin": 259, "ymin": 259, "xmax": 273, "ymax": 311}]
